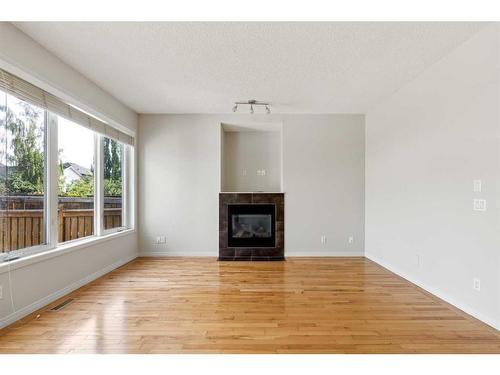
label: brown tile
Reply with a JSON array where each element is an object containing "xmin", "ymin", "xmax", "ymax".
[
  {"xmin": 252, "ymin": 256, "xmax": 271, "ymax": 261},
  {"xmin": 276, "ymin": 221, "xmax": 284, "ymax": 232},
  {"xmin": 234, "ymin": 255, "xmax": 252, "ymax": 261},
  {"xmin": 219, "ymin": 193, "xmax": 237, "ymax": 204},
  {"xmin": 219, "ymin": 248, "xmax": 234, "ymax": 258},
  {"xmin": 219, "ymin": 219, "xmax": 227, "ymax": 231},
  {"xmin": 235, "ymin": 248, "xmax": 252, "ymax": 258},
  {"xmin": 267, "ymin": 248, "xmax": 284, "ymax": 257},
  {"xmin": 235, "ymin": 193, "xmax": 252, "ymax": 203}
]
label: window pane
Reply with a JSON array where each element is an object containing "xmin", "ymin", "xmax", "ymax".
[
  {"xmin": 1, "ymin": 91, "xmax": 46, "ymax": 254},
  {"xmin": 103, "ymin": 137, "xmax": 123, "ymax": 230},
  {"xmin": 58, "ymin": 117, "xmax": 95, "ymax": 242}
]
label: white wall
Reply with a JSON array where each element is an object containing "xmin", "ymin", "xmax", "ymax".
[
  {"xmin": 283, "ymin": 115, "xmax": 365, "ymax": 255},
  {"xmin": 365, "ymin": 25, "xmax": 500, "ymax": 329},
  {"xmin": 138, "ymin": 114, "xmax": 365, "ymax": 256},
  {"xmin": 0, "ymin": 23, "xmax": 139, "ymax": 327},
  {"xmin": 223, "ymin": 130, "xmax": 282, "ymax": 192}
]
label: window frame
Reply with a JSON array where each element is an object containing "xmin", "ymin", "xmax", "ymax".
[
  {"xmin": 101, "ymin": 136, "xmax": 128, "ymax": 235},
  {"xmin": 0, "ymin": 87, "xmax": 134, "ymax": 263},
  {"xmin": 1, "ymin": 100, "xmax": 52, "ymax": 261},
  {"xmin": 56, "ymin": 118, "xmax": 99, "ymax": 245}
]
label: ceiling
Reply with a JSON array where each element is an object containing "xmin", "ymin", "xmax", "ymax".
[{"xmin": 14, "ymin": 22, "xmax": 486, "ymax": 114}]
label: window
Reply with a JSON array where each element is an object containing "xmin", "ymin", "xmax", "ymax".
[
  {"xmin": 0, "ymin": 68, "xmax": 134, "ymax": 262},
  {"xmin": 58, "ymin": 117, "xmax": 96, "ymax": 242},
  {"xmin": 103, "ymin": 137, "xmax": 124, "ymax": 231},
  {"xmin": 0, "ymin": 91, "xmax": 47, "ymax": 254}
]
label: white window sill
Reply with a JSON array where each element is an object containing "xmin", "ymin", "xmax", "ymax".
[{"xmin": 0, "ymin": 229, "xmax": 136, "ymax": 275}]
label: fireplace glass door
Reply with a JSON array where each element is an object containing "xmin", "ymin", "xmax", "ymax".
[{"xmin": 228, "ymin": 204, "xmax": 276, "ymax": 247}]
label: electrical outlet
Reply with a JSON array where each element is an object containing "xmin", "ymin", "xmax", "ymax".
[
  {"xmin": 473, "ymin": 278, "xmax": 481, "ymax": 291},
  {"xmin": 348, "ymin": 236, "xmax": 354, "ymax": 244},
  {"xmin": 155, "ymin": 236, "xmax": 166, "ymax": 244},
  {"xmin": 320, "ymin": 235, "xmax": 327, "ymax": 244},
  {"xmin": 473, "ymin": 199, "xmax": 486, "ymax": 211}
]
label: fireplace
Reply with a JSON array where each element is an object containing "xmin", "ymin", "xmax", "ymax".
[
  {"xmin": 219, "ymin": 193, "xmax": 284, "ymax": 261},
  {"xmin": 228, "ymin": 204, "xmax": 276, "ymax": 248}
]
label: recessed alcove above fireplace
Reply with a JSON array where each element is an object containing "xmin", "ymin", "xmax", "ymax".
[{"xmin": 220, "ymin": 122, "xmax": 283, "ymax": 193}]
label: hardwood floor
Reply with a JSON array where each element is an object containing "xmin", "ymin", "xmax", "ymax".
[{"xmin": 1, "ymin": 257, "xmax": 499, "ymax": 353}]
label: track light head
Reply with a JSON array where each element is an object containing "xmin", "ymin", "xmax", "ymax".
[
  {"xmin": 232, "ymin": 104, "xmax": 238, "ymax": 112},
  {"xmin": 265, "ymin": 105, "xmax": 271, "ymax": 114},
  {"xmin": 250, "ymin": 105, "xmax": 254, "ymax": 114}
]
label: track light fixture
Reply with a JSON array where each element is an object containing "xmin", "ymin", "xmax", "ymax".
[{"xmin": 232, "ymin": 99, "xmax": 271, "ymax": 114}]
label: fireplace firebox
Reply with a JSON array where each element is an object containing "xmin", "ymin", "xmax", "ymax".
[{"xmin": 228, "ymin": 204, "xmax": 276, "ymax": 248}]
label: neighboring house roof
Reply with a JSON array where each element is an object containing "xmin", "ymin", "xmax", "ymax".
[
  {"xmin": 63, "ymin": 162, "xmax": 92, "ymax": 178},
  {"xmin": 0, "ymin": 162, "xmax": 92, "ymax": 179}
]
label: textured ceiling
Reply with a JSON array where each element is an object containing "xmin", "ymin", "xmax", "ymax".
[{"xmin": 14, "ymin": 22, "xmax": 486, "ymax": 114}]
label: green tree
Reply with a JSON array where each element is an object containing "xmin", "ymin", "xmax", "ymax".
[
  {"xmin": 5, "ymin": 102, "xmax": 45, "ymax": 195},
  {"xmin": 65, "ymin": 176, "xmax": 94, "ymax": 197},
  {"xmin": 103, "ymin": 138, "xmax": 122, "ymax": 197}
]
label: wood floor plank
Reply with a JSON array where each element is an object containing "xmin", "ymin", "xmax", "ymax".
[{"xmin": 0, "ymin": 257, "xmax": 499, "ymax": 353}]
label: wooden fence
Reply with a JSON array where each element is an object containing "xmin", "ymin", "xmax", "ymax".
[{"xmin": 0, "ymin": 208, "xmax": 122, "ymax": 252}]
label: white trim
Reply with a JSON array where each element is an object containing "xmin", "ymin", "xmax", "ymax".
[
  {"xmin": 95, "ymin": 135, "xmax": 104, "ymax": 236},
  {"xmin": 139, "ymin": 251, "xmax": 217, "ymax": 257},
  {"xmin": 122, "ymin": 144, "xmax": 129, "ymax": 228},
  {"xmin": 0, "ymin": 229, "xmax": 136, "ymax": 274},
  {"xmin": 103, "ymin": 227, "xmax": 127, "ymax": 235},
  {"xmin": 286, "ymin": 251, "xmax": 365, "ymax": 257},
  {"xmin": 365, "ymin": 252, "xmax": 500, "ymax": 332},
  {"xmin": 47, "ymin": 111, "xmax": 58, "ymax": 248},
  {"xmin": 0, "ymin": 253, "xmax": 137, "ymax": 329},
  {"xmin": 138, "ymin": 251, "xmax": 365, "ymax": 257}
]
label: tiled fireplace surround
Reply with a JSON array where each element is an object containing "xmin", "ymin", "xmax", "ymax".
[{"xmin": 219, "ymin": 193, "xmax": 285, "ymax": 261}]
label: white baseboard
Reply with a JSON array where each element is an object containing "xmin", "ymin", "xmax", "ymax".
[
  {"xmin": 139, "ymin": 251, "xmax": 216, "ymax": 257},
  {"xmin": 365, "ymin": 252, "xmax": 500, "ymax": 331},
  {"xmin": 0, "ymin": 253, "xmax": 138, "ymax": 329},
  {"xmin": 139, "ymin": 251, "xmax": 365, "ymax": 257},
  {"xmin": 286, "ymin": 251, "xmax": 365, "ymax": 257}
]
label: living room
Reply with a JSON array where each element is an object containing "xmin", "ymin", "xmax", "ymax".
[{"xmin": 0, "ymin": 1, "xmax": 499, "ymax": 372}]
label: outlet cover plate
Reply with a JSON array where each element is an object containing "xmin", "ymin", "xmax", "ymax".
[
  {"xmin": 473, "ymin": 199, "xmax": 486, "ymax": 211},
  {"xmin": 473, "ymin": 278, "xmax": 481, "ymax": 291}
]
